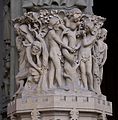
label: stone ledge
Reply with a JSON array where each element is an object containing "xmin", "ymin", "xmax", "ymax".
[{"xmin": 7, "ymin": 93, "xmax": 112, "ymax": 117}]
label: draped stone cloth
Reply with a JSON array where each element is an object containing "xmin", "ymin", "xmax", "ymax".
[{"xmin": 22, "ymin": 0, "xmax": 93, "ymax": 8}]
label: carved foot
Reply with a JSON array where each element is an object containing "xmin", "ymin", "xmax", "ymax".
[
  {"xmin": 12, "ymin": 93, "xmax": 18, "ymax": 100},
  {"xmin": 49, "ymin": 85, "xmax": 56, "ymax": 89},
  {"xmin": 59, "ymin": 86, "xmax": 70, "ymax": 91},
  {"xmin": 12, "ymin": 88, "xmax": 23, "ymax": 99},
  {"xmin": 89, "ymin": 87, "xmax": 96, "ymax": 93}
]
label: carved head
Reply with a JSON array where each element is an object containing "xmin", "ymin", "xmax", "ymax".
[
  {"xmin": 48, "ymin": 16, "xmax": 60, "ymax": 30},
  {"xmin": 69, "ymin": 8, "xmax": 82, "ymax": 15},
  {"xmin": 19, "ymin": 24, "xmax": 29, "ymax": 35},
  {"xmin": 94, "ymin": 16, "xmax": 106, "ymax": 30},
  {"xmin": 100, "ymin": 28, "xmax": 107, "ymax": 41},
  {"xmin": 96, "ymin": 28, "xmax": 107, "ymax": 42},
  {"xmin": 16, "ymin": 36, "xmax": 24, "ymax": 51},
  {"xmin": 31, "ymin": 41, "xmax": 42, "ymax": 55},
  {"xmin": 85, "ymin": 21, "xmax": 94, "ymax": 34},
  {"xmin": 14, "ymin": 23, "xmax": 21, "ymax": 35},
  {"xmin": 67, "ymin": 8, "xmax": 82, "ymax": 22},
  {"xmin": 80, "ymin": 14, "xmax": 94, "ymax": 33}
]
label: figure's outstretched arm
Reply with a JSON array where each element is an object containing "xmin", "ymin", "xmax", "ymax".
[
  {"xmin": 20, "ymin": 24, "xmax": 34, "ymax": 44},
  {"xmin": 49, "ymin": 30, "xmax": 74, "ymax": 52}
]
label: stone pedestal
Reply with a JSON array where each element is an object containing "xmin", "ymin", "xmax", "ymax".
[
  {"xmin": 7, "ymin": 90, "xmax": 112, "ymax": 120},
  {"xmin": 7, "ymin": 6, "xmax": 112, "ymax": 120}
]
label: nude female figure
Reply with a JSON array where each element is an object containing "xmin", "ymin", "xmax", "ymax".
[{"xmin": 92, "ymin": 28, "xmax": 108, "ymax": 94}]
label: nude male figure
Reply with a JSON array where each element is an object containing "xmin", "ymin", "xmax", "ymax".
[
  {"xmin": 78, "ymin": 19, "xmax": 97, "ymax": 91},
  {"xmin": 46, "ymin": 16, "xmax": 74, "ymax": 89}
]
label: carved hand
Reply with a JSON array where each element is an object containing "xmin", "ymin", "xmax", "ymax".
[
  {"xmin": 63, "ymin": 28, "xmax": 70, "ymax": 35},
  {"xmin": 34, "ymin": 30, "xmax": 42, "ymax": 39},
  {"xmin": 37, "ymin": 67, "xmax": 43, "ymax": 74},
  {"xmin": 69, "ymin": 47, "xmax": 75, "ymax": 53}
]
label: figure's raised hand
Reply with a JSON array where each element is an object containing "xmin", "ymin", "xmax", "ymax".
[
  {"xmin": 69, "ymin": 47, "xmax": 75, "ymax": 53},
  {"xmin": 37, "ymin": 67, "xmax": 43, "ymax": 74},
  {"xmin": 34, "ymin": 30, "xmax": 42, "ymax": 39},
  {"xmin": 63, "ymin": 28, "xmax": 70, "ymax": 34}
]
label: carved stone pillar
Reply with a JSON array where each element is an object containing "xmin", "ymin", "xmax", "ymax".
[
  {"xmin": 84, "ymin": 0, "xmax": 93, "ymax": 14},
  {"xmin": 0, "ymin": 0, "xmax": 5, "ymax": 119},
  {"xmin": 7, "ymin": 0, "xmax": 112, "ymax": 120},
  {"xmin": 10, "ymin": 0, "xmax": 23, "ymax": 98},
  {"xmin": 98, "ymin": 113, "xmax": 107, "ymax": 120},
  {"xmin": 70, "ymin": 108, "xmax": 79, "ymax": 120}
]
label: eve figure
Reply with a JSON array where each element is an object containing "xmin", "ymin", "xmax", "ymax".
[{"xmin": 92, "ymin": 28, "xmax": 108, "ymax": 94}]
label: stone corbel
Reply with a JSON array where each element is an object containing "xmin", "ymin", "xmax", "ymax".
[
  {"xmin": 31, "ymin": 108, "xmax": 41, "ymax": 120},
  {"xmin": 98, "ymin": 113, "xmax": 107, "ymax": 120},
  {"xmin": 70, "ymin": 108, "xmax": 80, "ymax": 120},
  {"xmin": 10, "ymin": 114, "xmax": 16, "ymax": 120}
]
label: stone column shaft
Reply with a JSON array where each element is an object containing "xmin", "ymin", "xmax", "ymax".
[{"xmin": 10, "ymin": 0, "xmax": 23, "ymax": 98}]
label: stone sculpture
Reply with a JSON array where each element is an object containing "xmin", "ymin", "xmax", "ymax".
[
  {"xmin": 92, "ymin": 28, "xmax": 108, "ymax": 94},
  {"xmin": 13, "ymin": 8, "xmax": 108, "ymax": 97},
  {"xmin": 23, "ymin": 0, "xmax": 91, "ymax": 8},
  {"xmin": 31, "ymin": 108, "xmax": 41, "ymax": 120},
  {"xmin": 6, "ymin": 0, "xmax": 113, "ymax": 119}
]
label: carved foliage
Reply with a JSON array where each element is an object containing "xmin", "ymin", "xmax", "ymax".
[{"xmin": 13, "ymin": 8, "xmax": 108, "ymax": 96}]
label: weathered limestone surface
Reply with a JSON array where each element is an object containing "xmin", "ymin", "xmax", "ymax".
[
  {"xmin": 7, "ymin": 1, "xmax": 112, "ymax": 120},
  {"xmin": 0, "ymin": 0, "xmax": 4, "ymax": 119},
  {"xmin": 10, "ymin": 0, "xmax": 23, "ymax": 98},
  {"xmin": 12, "ymin": 9, "xmax": 108, "ymax": 97},
  {"xmin": 8, "ymin": 91, "xmax": 112, "ymax": 120}
]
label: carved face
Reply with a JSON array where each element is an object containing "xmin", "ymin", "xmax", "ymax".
[
  {"xmin": 53, "ymin": 20, "xmax": 60, "ymax": 30},
  {"xmin": 73, "ymin": 13, "xmax": 81, "ymax": 23},
  {"xmin": 100, "ymin": 29, "xmax": 107, "ymax": 41},
  {"xmin": 84, "ymin": 21, "xmax": 94, "ymax": 34},
  {"xmin": 97, "ymin": 28, "xmax": 107, "ymax": 41},
  {"xmin": 94, "ymin": 21, "xmax": 104, "ymax": 31},
  {"xmin": 19, "ymin": 24, "xmax": 29, "ymax": 35},
  {"xmin": 49, "ymin": 17, "xmax": 60, "ymax": 30},
  {"xmin": 79, "ymin": 22, "xmax": 85, "ymax": 30},
  {"xmin": 102, "ymin": 33, "xmax": 107, "ymax": 40},
  {"xmin": 16, "ymin": 36, "xmax": 24, "ymax": 51},
  {"xmin": 14, "ymin": 23, "xmax": 21, "ymax": 35},
  {"xmin": 31, "ymin": 41, "xmax": 41, "ymax": 55}
]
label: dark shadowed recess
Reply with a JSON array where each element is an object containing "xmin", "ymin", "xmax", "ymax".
[{"xmin": 93, "ymin": 0, "xmax": 118, "ymax": 119}]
